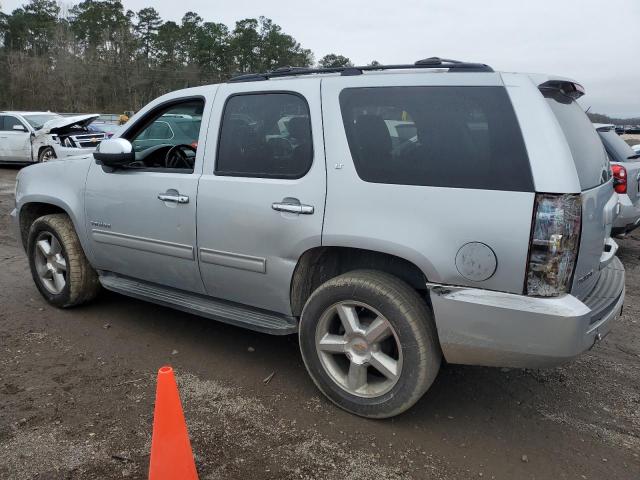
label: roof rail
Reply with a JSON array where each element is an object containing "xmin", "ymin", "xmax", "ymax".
[{"xmin": 228, "ymin": 57, "xmax": 493, "ymax": 83}]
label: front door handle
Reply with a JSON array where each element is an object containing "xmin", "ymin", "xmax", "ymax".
[
  {"xmin": 158, "ymin": 192, "xmax": 189, "ymax": 204},
  {"xmin": 272, "ymin": 198, "xmax": 314, "ymax": 215}
]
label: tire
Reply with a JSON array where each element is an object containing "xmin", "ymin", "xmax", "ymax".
[
  {"xmin": 38, "ymin": 147, "xmax": 56, "ymax": 163},
  {"xmin": 27, "ymin": 213, "xmax": 100, "ymax": 308},
  {"xmin": 299, "ymin": 270, "xmax": 441, "ymax": 418}
]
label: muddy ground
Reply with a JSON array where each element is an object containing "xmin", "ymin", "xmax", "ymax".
[{"xmin": 0, "ymin": 166, "xmax": 638, "ymax": 479}]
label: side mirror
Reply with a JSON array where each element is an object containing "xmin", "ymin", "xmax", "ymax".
[
  {"xmin": 13, "ymin": 124, "xmax": 27, "ymax": 132},
  {"xmin": 93, "ymin": 138, "xmax": 134, "ymax": 167}
]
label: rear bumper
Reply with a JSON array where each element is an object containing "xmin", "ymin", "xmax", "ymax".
[{"xmin": 430, "ymin": 257, "xmax": 625, "ymax": 368}]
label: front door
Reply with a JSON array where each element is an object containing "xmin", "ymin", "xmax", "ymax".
[
  {"xmin": 197, "ymin": 80, "xmax": 326, "ymax": 314},
  {"xmin": 84, "ymin": 94, "xmax": 214, "ymax": 293},
  {"xmin": 0, "ymin": 115, "xmax": 32, "ymax": 161}
]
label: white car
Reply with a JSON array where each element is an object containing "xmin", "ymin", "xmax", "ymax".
[
  {"xmin": 632, "ymin": 144, "xmax": 640, "ymax": 155},
  {"xmin": 0, "ymin": 111, "xmax": 105, "ymax": 163}
]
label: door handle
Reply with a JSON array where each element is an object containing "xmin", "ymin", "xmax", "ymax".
[
  {"xmin": 158, "ymin": 192, "xmax": 189, "ymax": 204},
  {"xmin": 272, "ymin": 199, "xmax": 314, "ymax": 215}
]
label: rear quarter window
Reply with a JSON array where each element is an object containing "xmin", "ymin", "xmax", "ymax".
[
  {"xmin": 338, "ymin": 86, "xmax": 533, "ymax": 192},
  {"xmin": 543, "ymin": 89, "xmax": 610, "ymax": 190}
]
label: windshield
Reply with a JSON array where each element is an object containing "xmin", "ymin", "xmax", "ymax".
[
  {"xmin": 23, "ymin": 114, "xmax": 61, "ymax": 130},
  {"xmin": 598, "ymin": 129, "xmax": 640, "ymax": 162}
]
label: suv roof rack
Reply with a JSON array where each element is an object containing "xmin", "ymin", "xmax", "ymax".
[{"xmin": 228, "ymin": 57, "xmax": 493, "ymax": 83}]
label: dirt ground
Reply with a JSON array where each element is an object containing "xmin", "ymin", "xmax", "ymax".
[{"xmin": 0, "ymin": 166, "xmax": 639, "ymax": 480}]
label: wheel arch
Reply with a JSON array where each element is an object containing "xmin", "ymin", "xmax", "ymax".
[
  {"xmin": 290, "ymin": 246, "xmax": 429, "ymax": 316},
  {"xmin": 18, "ymin": 200, "xmax": 78, "ymax": 251}
]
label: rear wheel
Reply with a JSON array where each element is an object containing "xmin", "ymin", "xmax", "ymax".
[
  {"xmin": 299, "ymin": 270, "xmax": 441, "ymax": 418},
  {"xmin": 27, "ymin": 214, "xmax": 100, "ymax": 307},
  {"xmin": 38, "ymin": 147, "xmax": 56, "ymax": 163}
]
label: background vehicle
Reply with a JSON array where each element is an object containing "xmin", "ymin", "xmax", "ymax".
[
  {"xmin": 12, "ymin": 59, "xmax": 624, "ymax": 418},
  {"xmin": 594, "ymin": 123, "xmax": 640, "ymax": 236},
  {"xmin": 0, "ymin": 111, "xmax": 105, "ymax": 163}
]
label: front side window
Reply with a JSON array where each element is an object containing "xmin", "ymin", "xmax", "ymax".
[
  {"xmin": 3, "ymin": 116, "xmax": 27, "ymax": 132},
  {"xmin": 123, "ymin": 99, "xmax": 204, "ymax": 172},
  {"xmin": 339, "ymin": 86, "xmax": 533, "ymax": 192},
  {"xmin": 216, "ymin": 93, "xmax": 313, "ymax": 179}
]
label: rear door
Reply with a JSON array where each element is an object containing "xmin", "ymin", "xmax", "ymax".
[
  {"xmin": 542, "ymin": 89, "xmax": 617, "ymax": 299},
  {"xmin": 196, "ymin": 79, "xmax": 325, "ymax": 315}
]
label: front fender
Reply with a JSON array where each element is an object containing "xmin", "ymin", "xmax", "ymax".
[{"xmin": 16, "ymin": 157, "xmax": 93, "ymax": 258}]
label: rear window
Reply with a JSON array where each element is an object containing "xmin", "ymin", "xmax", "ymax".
[
  {"xmin": 598, "ymin": 128, "xmax": 639, "ymax": 163},
  {"xmin": 338, "ymin": 86, "xmax": 533, "ymax": 191},
  {"xmin": 543, "ymin": 89, "xmax": 611, "ymax": 190}
]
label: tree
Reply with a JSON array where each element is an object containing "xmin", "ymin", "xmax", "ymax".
[
  {"xmin": 195, "ymin": 21, "xmax": 229, "ymax": 75},
  {"xmin": 69, "ymin": 0, "xmax": 131, "ymax": 54},
  {"xmin": 318, "ymin": 53, "xmax": 352, "ymax": 68},
  {"xmin": 229, "ymin": 18, "xmax": 260, "ymax": 73},
  {"xmin": 4, "ymin": 0, "xmax": 59, "ymax": 54},
  {"xmin": 155, "ymin": 20, "xmax": 181, "ymax": 65},
  {"xmin": 135, "ymin": 7, "xmax": 161, "ymax": 60},
  {"xmin": 0, "ymin": 6, "xmax": 339, "ymax": 112},
  {"xmin": 179, "ymin": 11, "xmax": 203, "ymax": 64}
]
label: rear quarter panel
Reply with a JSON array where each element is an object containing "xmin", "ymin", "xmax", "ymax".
[{"xmin": 321, "ymin": 73, "xmax": 535, "ymax": 293}]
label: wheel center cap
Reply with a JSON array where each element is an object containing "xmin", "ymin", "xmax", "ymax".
[{"xmin": 347, "ymin": 337, "xmax": 371, "ymax": 363}]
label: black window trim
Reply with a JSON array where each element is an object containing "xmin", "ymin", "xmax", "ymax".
[{"xmin": 214, "ymin": 90, "xmax": 314, "ymax": 180}]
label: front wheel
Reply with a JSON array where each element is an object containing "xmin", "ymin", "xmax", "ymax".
[
  {"xmin": 299, "ymin": 270, "xmax": 441, "ymax": 418},
  {"xmin": 27, "ymin": 214, "xmax": 100, "ymax": 308},
  {"xmin": 38, "ymin": 146, "xmax": 56, "ymax": 163}
]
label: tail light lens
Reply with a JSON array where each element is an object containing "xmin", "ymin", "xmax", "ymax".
[
  {"xmin": 526, "ymin": 194, "xmax": 581, "ymax": 297},
  {"xmin": 611, "ymin": 164, "xmax": 627, "ymax": 194}
]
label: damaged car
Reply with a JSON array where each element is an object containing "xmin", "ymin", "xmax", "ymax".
[{"xmin": 0, "ymin": 111, "xmax": 105, "ymax": 164}]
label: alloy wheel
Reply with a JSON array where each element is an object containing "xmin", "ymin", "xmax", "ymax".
[
  {"xmin": 315, "ymin": 301, "xmax": 403, "ymax": 398},
  {"xmin": 33, "ymin": 232, "xmax": 67, "ymax": 294}
]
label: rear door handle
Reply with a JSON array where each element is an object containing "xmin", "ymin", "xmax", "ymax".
[
  {"xmin": 158, "ymin": 192, "xmax": 189, "ymax": 204},
  {"xmin": 272, "ymin": 198, "xmax": 314, "ymax": 215}
]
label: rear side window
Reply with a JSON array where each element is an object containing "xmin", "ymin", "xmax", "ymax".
[
  {"xmin": 338, "ymin": 86, "xmax": 533, "ymax": 191},
  {"xmin": 216, "ymin": 93, "xmax": 313, "ymax": 179},
  {"xmin": 543, "ymin": 89, "xmax": 610, "ymax": 190}
]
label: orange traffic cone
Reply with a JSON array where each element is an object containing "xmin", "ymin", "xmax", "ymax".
[{"xmin": 149, "ymin": 366, "xmax": 199, "ymax": 480}]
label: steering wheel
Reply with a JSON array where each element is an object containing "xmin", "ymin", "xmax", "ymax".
[{"xmin": 165, "ymin": 144, "xmax": 196, "ymax": 169}]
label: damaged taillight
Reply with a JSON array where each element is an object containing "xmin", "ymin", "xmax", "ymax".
[{"xmin": 526, "ymin": 194, "xmax": 581, "ymax": 297}]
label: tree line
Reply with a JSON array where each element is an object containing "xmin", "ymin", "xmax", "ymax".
[
  {"xmin": 0, "ymin": 0, "xmax": 356, "ymax": 113},
  {"xmin": 587, "ymin": 112, "xmax": 640, "ymax": 127}
]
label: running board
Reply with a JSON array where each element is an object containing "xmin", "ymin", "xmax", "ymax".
[{"xmin": 98, "ymin": 273, "xmax": 298, "ymax": 335}]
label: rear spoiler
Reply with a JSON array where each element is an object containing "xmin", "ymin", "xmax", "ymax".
[{"xmin": 538, "ymin": 80, "xmax": 585, "ymax": 99}]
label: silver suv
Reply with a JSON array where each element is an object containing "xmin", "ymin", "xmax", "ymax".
[{"xmin": 11, "ymin": 58, "xmax": 625, "ymax": 418}]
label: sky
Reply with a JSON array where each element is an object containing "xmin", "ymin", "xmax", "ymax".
[{"xmin": 3, "ymin": 0, "xmax": 640, "ymax": 117}]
